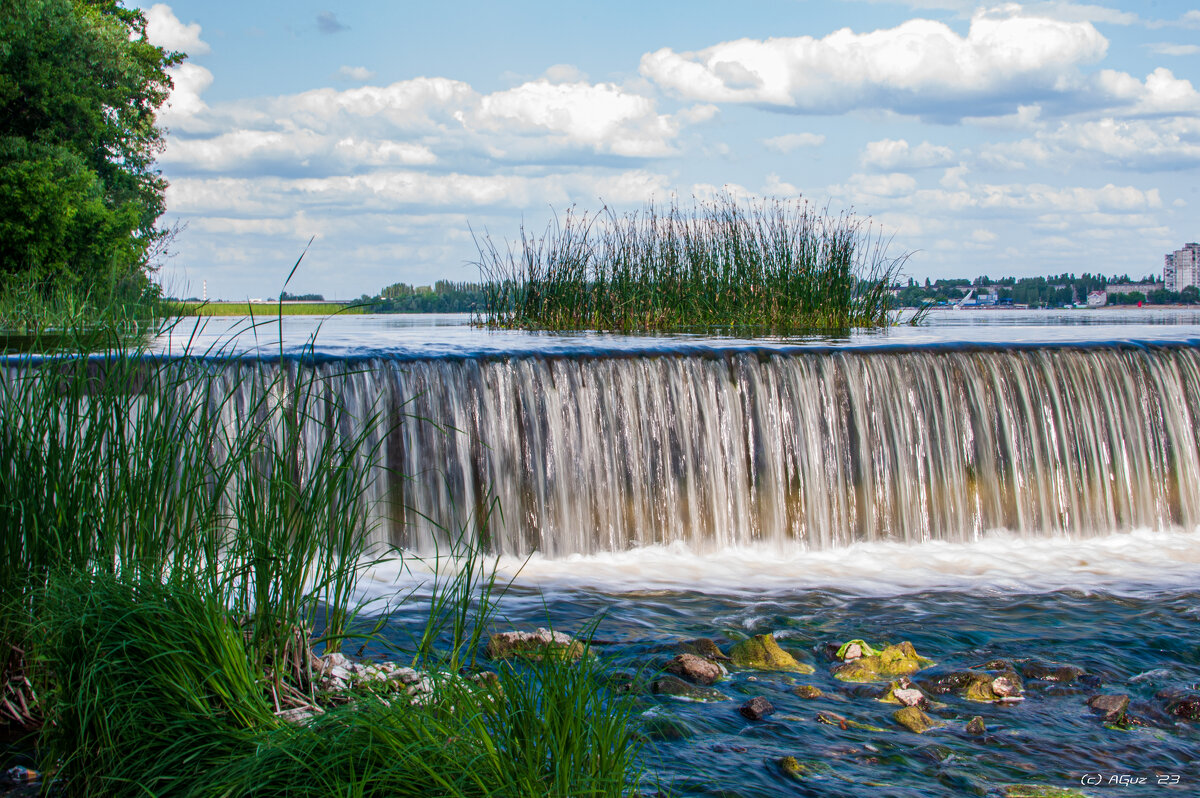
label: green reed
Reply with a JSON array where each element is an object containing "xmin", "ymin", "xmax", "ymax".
[
  {"xmin": 0, "ymin": 322, "xmax": 643, "ymax": 796},
  {"xmin": 476, "ymin": 193, "xmax": 907, "ymax": 334}
]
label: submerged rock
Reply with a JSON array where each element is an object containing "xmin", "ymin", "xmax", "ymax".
[
  {"xmin": 1021, "ymin": 661, "xmax": 1086, "ymax": 684},
  {"xmin": 893, "ymin": 706, "xmax": 937, "ymax": 734},
  {"xmin": 728, "ymin": 634, "xmax": 815, "ymax": 673},
  {"xmin": 1002, "ymin": 786, "xmax": 1089, "ymax": 798},
  {"xmin": 485, "ymin": 628, "xmax": 584, "ymax": 661},
  {"xmin": 965, "ymin": 716, "xmax": 986, "ymax": 735},
  {"xmin": 665, "ymin": 653, "xmax": 725, "ymax": 686},
  {"xmin": 1167, "ymin": 693, "xmax": 1200, "ymax": 721},
  {"xmin": 778, "ymin": 756, "xmax": 826, "ymax": 779},
  {"xmin": 739, "ymin": 696, "xmax": 776, "ymax": 721},
  {"xmin": 677, "ymin": 637, "xmax": 731, "ymax": 661},
  {"xmin": 833, "ymin": 641, "xmax": 933, "ymax": 682},
  {"xmin": 815, "ymin": 711, "xmax": 887, "ymax": 732},
  {"xmin": 1086, "ymin": 693, "xmax": 1130, "ymax": 723},
  {"xmin": 650, "ymin": 674, "xmax": 728, "ymax": 702},
  {"xmin": 793, "ymin": 684, "xmax": 824, "ymax": 699}
]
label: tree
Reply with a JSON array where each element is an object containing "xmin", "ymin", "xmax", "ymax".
[{"xmin": 0, "ymin": 0, "xmax": 182, "ymax": 295}]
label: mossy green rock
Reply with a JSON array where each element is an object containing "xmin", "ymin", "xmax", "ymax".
[
  {"xmin": 793, "ymin": 684, "xmax": 824, "ymax": 699},
  {"xmin": 778, "ymin": 757, "xmax": 828, "ymax": 779},
  {"xmin": 1003, "ymin": 786, "xmax": 1089, "ymax": 798},
  {"xmin": 728, "ymin": 634, "xmax": 815, "ymax": 673},
  {"xmin": 833, "ymin": 641, "xmax": 933, "ymax": 682},
  {"xmin": 893, "ymin": 705, "xmax": 936, "ymax": 734}
]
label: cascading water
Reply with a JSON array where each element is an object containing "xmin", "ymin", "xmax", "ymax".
[{"xmin": 223, "ymin": 342, "xmax": 1200, "ymax": 557}]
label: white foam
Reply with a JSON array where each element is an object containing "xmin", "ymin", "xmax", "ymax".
[{"xmin": 358, "ymin": 526, "xmax": 1200, "ymax": 599}]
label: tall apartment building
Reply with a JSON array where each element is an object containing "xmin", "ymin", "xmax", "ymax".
[{"xmin": 1165, "ymin": 243, "xmax": 1200, "ymax": 291}]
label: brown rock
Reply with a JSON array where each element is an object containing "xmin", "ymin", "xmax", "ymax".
[
  {"xmin": 665, "ymin": 653, "xmax": 724, "ymax": 686},
  {"xmin": 965, "ymin": 716, "xmax": 986, "ymax": 735},
  {"xmin": 1087, "ymin": 693, "xmax": 1129, "ymax": 723},
  {"xmin": 739, "ymin": 696, "xmax": 776, "ymax": 721}
]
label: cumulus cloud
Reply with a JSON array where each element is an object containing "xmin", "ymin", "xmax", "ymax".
[
  {"xmin": 159, "ymin": 62, "xmax": 214, "ymax": 126},
  {"xmin": 763, "ymin": 132, "xmax": 825, "ymax": 152},
  {"xmin": 639, "ymin": 8, "xmax": 1108, "ymax": 120},
  {"xmin": 984, "ymin": 116, "xmax": 1200, "ymax": 170},
  {"xmin": 335, "ymin": 65, "xmax": 375, "ymax": 82},
  {"xmin": 164, "ymin": 76, "xmax": 708, "ymax": 174},
  {"xmin": 860, "ymin": 139, "xmax": 957, "ymax": 170},
  {"xmin": 144, "ymin": 4, "xmax": 210, "ymax": 54}
]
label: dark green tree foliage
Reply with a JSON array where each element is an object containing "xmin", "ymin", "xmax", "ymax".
[{"xmin": 0, "ymin": 0, "xmax": 181, "ymax": 293}]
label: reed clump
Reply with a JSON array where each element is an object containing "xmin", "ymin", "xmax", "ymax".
[
  {"xmin": 475, "ymin": 193, "xmax": 906, "ymax": 334},
  {"xmin": 0, "ymin": 324, "xmax": 642, "ymax": 796}
]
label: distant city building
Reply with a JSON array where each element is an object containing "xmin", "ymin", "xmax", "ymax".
[
  {"xmin": 1165, "ymin": 243, "xmax": 1200, "ymax": 292},
  {"xmin": 1087, "ymin": 290, "xmax": 1107, "ymax": 307}
]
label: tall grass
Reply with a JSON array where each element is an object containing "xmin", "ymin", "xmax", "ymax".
[
  {"xmin": 0, "ymin": 323, "xmax": 644, "ymax": 796},
  {"xmin": 475, "ymin": 193, "xmax": 907, "ymax": 334}
]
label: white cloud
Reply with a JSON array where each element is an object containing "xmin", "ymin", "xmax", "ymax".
[
  {"xmin": 1147, "ymin": 42, "xmax": 1200, "ymax": 56},
  {"xmin": 159, "ymin": 62, "xmax": 213, "ymax": 125},
  {"xmin": 984, "ymin": 117, "xmax": 1200, "ymax": 170},
  {"xmin": 639, "ymin": 8, "xmax": 1108, "ymax": 120},
  {"xmin": 144, "ymin": 4, "xmax": 210, "ymax": 54},
  {"xmin": 166, "ymin": 169, "xmax": 674, "ymax": 216},
  {"xmin": 473, "ymin": 80, "xmax": 687, "ymax": 157},
  {"xmin": 763, "ymin": 132, "xmax": 825, "ymax": 152},
  {"xmin": 542, "ymin": 64, "xmax": 589, "ymax": 84},
  {"xmin": 335, "ymin": 66, "xmax": 375, "ymax": 83},
  {"xmin": 861, "ymin": 138, "xmax": 957, "ymax": 170}
]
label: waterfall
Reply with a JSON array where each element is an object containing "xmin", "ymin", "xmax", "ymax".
[{"xmin": 222, "ymin": 344, "xmax": 1200, "ymax": 557}]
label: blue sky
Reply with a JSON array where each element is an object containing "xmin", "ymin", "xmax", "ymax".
[{"xmin": 139, "ymin": 1, "xmax": 1200, "ymax": 300}]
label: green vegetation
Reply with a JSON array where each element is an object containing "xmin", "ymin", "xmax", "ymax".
[
  {"xmin": 0, "ymin": 329, "xmax": 643, "ymax": 796},
  {"xmin": 165, "ymin": 300, "xmax": 367, "ymax": 317},
  {"xmin": 373, "ymin": 280, "xmax": 488, "ymax": 313},
  {"xmin": 475, "ymin": 194, "xmax": 907, "ymax": 334},
  {"xmin": 0, "ymin": 0, "xmax": 180, "ymax": 310}
]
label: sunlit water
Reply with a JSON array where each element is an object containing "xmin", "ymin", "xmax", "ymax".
[{"xmin": 156, "ymin": 310, "xmax": 1200, "ymax": 794}]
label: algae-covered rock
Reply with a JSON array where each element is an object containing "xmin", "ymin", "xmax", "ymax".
[
  {"xmin": 793, "ymin": 684, "xmax": 824, "ymax": 699},
  {"xmin": 965, "ymin": 715, "xmax": 986, "ymax": 735},
  {"xmin": 778, "ymin": 756, "xmax": 827, "ymax": 779},
  {"xmin": 1002, "ymin": 786, "xmax": 1089, "ymax": 798},
  {"xmin": 878, "ymin": 678, "xmax": 928, "ymax": 708},
  {"xmin": 816, "ymin": 711, "xmax": 887, "ymax": 732},
  {"xmin": 836, "ymin": 638, "xmax": 881, "ymax": 660},
  {"xmin": 729, "ymin": 634, "xmax": 815, "ymax": 673},
  {"xmin": 676, "ymin": 637, "xmax": 731, "ymax": 661},
  {"xmin": 649, "ymin": 674, "xmax": 729, "ymax": 702},
  {"xmin": 893, "ymin": 706, "xmax": 937, "ymax": 734},
  {"xmin": 833, "ymin": 641, "xmax": 933, "ymax": 682},
  {"xmin": 485, "ymin": 628, "xmax": 584, "ymax": 661},
  {"xmin": 962, "ymin": 673, "xmax": 1024, "ymax": 703}
]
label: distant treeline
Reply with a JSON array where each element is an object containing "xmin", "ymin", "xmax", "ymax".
[
  {"xmin": 364, "ymin": 280, "xmax": 486, "ymax": 313},
  {"xmin": 892, "ymin": 272, "xmax": 1199, "ymax": 308}
]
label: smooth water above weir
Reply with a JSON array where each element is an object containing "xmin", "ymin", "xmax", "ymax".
[{"xmin": 243, "ymin": 341, "xmax": 1200, "ymax": 557}]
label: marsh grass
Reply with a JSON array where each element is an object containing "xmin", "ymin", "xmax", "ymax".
[
  {"xmin": 476, "ymin": 193, "xmax": 907, "ymax": 334},
  {"xmin": 0, "ymin": 318, "xmax": 644, "ymax": 796},
  {"xmin": 166, "ymin": 301, "xmax": 366, "ymax": 317}
]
